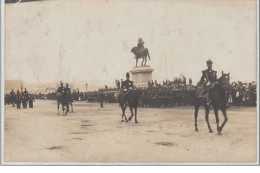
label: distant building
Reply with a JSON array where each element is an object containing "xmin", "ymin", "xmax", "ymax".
[{"xmin": 5, "ymin": 80, "xmax": 25, "ymax": 93}]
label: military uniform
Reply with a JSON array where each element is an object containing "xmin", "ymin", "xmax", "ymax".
[
  {"xmin": 16, "ymin": 90, "xmax": 21, "ymax": 109},
  {"xmin": 121, "ymin": 79, "xmax": 133, "ymax": 91},
  {"xmin": 99, "ymin": 92, "xmax": 105, "ymax": 108},
  {"xmin": 199, "ymin": 59, "xmax": 217, "ymax": 105},
  {"xmin": 200, "ymin": 69, "xmax": 217, "ymax": 84},
  {"xmin": 57, "ymin": 86, "xmax": 64, "ymax": 94},
  {"xmin": 120, "ymin": 73, "xmax": 134, "ymax": 105}
]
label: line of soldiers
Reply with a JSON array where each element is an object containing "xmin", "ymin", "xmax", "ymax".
[
  {"xmin": 4, "ymin": 88, "xmax": 35, "ymax": 109},
  {"xmin": 38, "ymin": 79, "xmax": 257, "ymax": 108}
]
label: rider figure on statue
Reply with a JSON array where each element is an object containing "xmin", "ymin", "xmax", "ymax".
[
  {"xmin": 137, "ymin": 38, "xmax": 145, "ymax": 49},
  {"xmin": 199, "ymin": 59, "xmax": 217, "ymax": 106}
]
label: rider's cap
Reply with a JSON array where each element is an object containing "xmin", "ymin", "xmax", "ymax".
[
  {"xmin": 126, "ymin": 72, "xmax": 130, "ymax": 78},
  {"xmin": 206, "ymin": 59, "xmax": 213, "ymax": 64}
]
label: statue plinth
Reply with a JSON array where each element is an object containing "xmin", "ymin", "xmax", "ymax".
[{"xmin": 130, "ymin": 65, "xmax": 154, "ymax": 87}]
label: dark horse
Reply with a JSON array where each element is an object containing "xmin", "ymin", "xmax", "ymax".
[
  {"xmin": 116, "ymin": 89, "xmax": 143, "ymax": 123},
  {"xmin": 57, "ymin": 91, "xmax": 69, "ymax": 115},
  {"xmin": 131, "ymin": 47, "xmax": 150, "ymax": 67},
  {"xmin": 192, "ymin": 71, "xmax": 230, "ymax": 135}
]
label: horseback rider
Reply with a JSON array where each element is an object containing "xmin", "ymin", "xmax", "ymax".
[
  {"xmin": 57, "ymin": 81, "xmax": 64, "ymax": 96},
  {"xmin": 64, "ymin": 83, "xmax": 71, "ymax": 94},
  {"xmin": 64, "ymin": 83, "xmax": 72, "ymax": 100},
  {"xmin": 137, "ymin": 38, "xmax": 145, "ymax": 49},
  {"xmin": 199, "ymin": 59, "xmax": 217, "ymax": 105},
  {"xmin": 121, "ymin": 72, "xmax": 133, "ymax": 91},
  {"xmin": 120, "ymin": 72, "xmax": 134, "ymax": 104},
  {"xmin": 64, "ymin": 83, "xmax": 72, "ymax": 111}
]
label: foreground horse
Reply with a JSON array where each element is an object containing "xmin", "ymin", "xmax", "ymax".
[
  {"xmin": 131, "ymin": 47, "xmax": 150, "ymax": 67},
  {"xmin": 192, "ymin": 71, "xmax": 230, "ymax": 135},
  {"xmin": 116, "ymin": 89, "xmax": 143, "ymax": 123},
  {"xmin": 57, "ymin": 91, "xmax": 68, "ymax": 115}
]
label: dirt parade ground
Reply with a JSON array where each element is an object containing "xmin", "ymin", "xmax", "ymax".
[{"xmin": 3, "ymin": 100, "xmax": 257, "ymax": 164}]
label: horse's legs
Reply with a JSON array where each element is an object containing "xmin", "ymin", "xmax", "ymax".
[
  {"xmin": 128, "ymin": 107, "xmax": 134, "ymax": 121},
  {"xmin": 65, "ymin": 103, "xmax": 69, "ymax": 115},
  {"xmin": 71, "ymin": 102, "xmax": 73, "ymax": 112},
  {"xmin": 120, "ymin": 105, "xmax": 124, "ymax": 122},
  {"xmin": 136, "ymin": 58, "xmax": 138, "ymax": 67},
  {"xmin": 194, "ymin": 105, "xmax": 199, "ymax": 131},
  {"xmin": 57, "ymin": 103, "xmax": 60, "ymax": 115},
  {"xmin": 123, "ymin": 105, "xmax": 128, "ymax": 122},
  {"xmin": 213, "ymin": 107, "xmax": 221, "ymax": 135},
  {"xmin": 205, "ymin": 105, "xmax": 213, "ymax": 133},
  {"xmin": 219, "ymin": 107, "xmax": 228, "ymax": 133},
  {"xmin": 141, "ymin": 57, "xmax": 144, "ymax": 66},
  {"xmin": 144, "ymin": 56, "xmax": 147, "ymax": 66},
  {"xmin": 134, "ymin": 107, "xmax": 138, "ymax": 123}
]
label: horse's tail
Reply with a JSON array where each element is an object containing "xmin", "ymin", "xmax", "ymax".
[{"xmin": 146, "ymin": 48, "xmax": 150, "ymax": 60}]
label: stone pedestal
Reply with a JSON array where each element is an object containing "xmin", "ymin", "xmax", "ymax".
[{"xmin": 130, "ymin": 65, "xmax": 154, "ymax": 87}]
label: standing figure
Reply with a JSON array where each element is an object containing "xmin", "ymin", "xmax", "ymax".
[
  {"xmin": 99, "ymin": 91, "xmax": 105, "ymax": 108},
  {"xmin": 10, "ymin": 89, "xmax": 16, "ymax": 107},
  {"xmin": 16, "ymin": 90, "xmax": 21, "ymax": 109},
  {"xmin": 29, "ymin": 94, "xmax": 35, "ymax": 108}
]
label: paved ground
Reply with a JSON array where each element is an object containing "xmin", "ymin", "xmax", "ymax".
[{"xmin": 3, "ymin": 100, "xmax": 257, "ymax": 164}]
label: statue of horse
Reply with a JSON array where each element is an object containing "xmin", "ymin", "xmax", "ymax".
[
  {"xmin": 192, "ymin": 71, "xmax": 230, "ymax": 135},
  {"xmin": 131, "ymin": 47, "xmax": 150, "ymax": 67}
]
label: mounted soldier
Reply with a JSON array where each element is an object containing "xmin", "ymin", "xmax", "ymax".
[
  {"xmin": 64, "ymin": 83, "xmax": 73, "ymax": 112},
  {"xmin": 121, "ymin": 72, "xmax": 133, "ymax": 92},
  {"xmin": 199, "ymin": 59, "xmax": 217, "ymax": 105},
  {"xmin": 57, "ymin": 81, "xmax": 64, "ymax": 96},
  {"xmin": 118, "ymin": 72, "xmax": 134, "ymax": 106}
]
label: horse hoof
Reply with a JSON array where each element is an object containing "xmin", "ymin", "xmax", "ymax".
[
  {"xmin": 135, "ymin": 121, "xmax": 138, "ymax": 123},
  {"xmin": 209, "ymin": 129, "xmax": 213, "ymax": 133},
  {"xmin": 195, "ymin": 129, "xmax": 198, "ymax": 132},
  {"xmin": 128, "ymin": 118, "xmax": 132, "ymax": 121},
  {"xmin": 218, "ymin": 132, "xmax": 222, "ymax": 135},
  {"xmin": 121, "ymin": 119, "xmax": 124, "ymax": 122}
]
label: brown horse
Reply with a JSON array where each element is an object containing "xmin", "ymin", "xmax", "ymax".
[
  {"xmin": 131, "ymin": 47, "xmax": 150, "ymax": 67},
  {"xmin": 192, "ymin": 71, "xmax": 230, "ymax": 135},
  {"xmin": 117, "ymin": 89, "xmax": 143, "ymax": 123}
]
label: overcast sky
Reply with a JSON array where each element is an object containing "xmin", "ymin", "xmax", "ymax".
[{"xmin": 4, "ymin": 0, "xmax": 257, "ymax": 85}]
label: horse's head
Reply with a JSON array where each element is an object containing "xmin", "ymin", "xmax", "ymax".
[{"xmin": 218, "ymin": 71, "xmax": 230, "ymax": 90}]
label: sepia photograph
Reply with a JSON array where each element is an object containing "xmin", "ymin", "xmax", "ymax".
[{"xmin": 0, "ymin": 0, "xmax": 259, "ymax": 165}]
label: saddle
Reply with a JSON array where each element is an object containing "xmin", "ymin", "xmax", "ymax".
[{"xmin": 196, "ymin": 82, "xmax": 217, "ymax": 99}]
